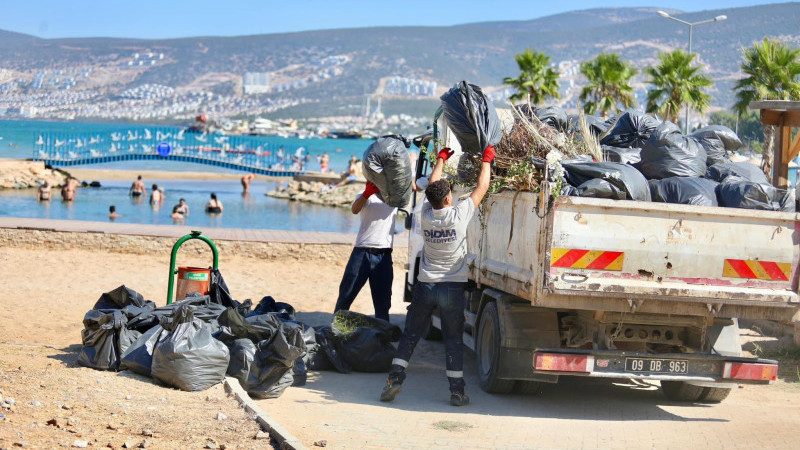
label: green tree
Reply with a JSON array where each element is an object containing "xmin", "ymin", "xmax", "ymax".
[
  {"xmin": 708, "ymin": 110, "xmax": 764, "ymax": 145},
  {"xmin": 645, "ymin": 50, "xmax": 712, "ymax": 124},
  {"xmin": 733, "ymin": 38, "xmax": 800, "ymax": 115},
  {"xmin": 503, "ymin": 49, "xmax": 560, "ymax": 104},
  {"xmin": 579, "ymin": 53, "xmax": 638, "ymax": 117}
]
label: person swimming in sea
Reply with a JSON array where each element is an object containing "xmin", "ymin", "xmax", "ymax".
[
  {"xmin": 37, "ymin": 181, "xmax": 52, "ymax": 202},
  {"xmin": 205, "ymin": 193, "xmax": 223, "ymax": 214},
  {"xmin": 108, "ymin": 205, "xmax": 121, "ymax": 220},
  {"xmin": 175, "ymin": 198, "xmax": 189, "ymax": 216},
  {"xmin": 170, "ymin": 205, "xmax": 184, "ymax": 222},
  {"xmin": 150, "ymin": 184, "xmax": 162, "ymax": 207}
]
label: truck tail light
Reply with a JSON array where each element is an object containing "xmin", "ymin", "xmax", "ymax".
[
  {"xmin": 534, "ymin": 353, "xmax": 593, "ymax": 373},
  {"xmin": 722, "ymin": 362, "xmax": 778, "ymax": 381}
]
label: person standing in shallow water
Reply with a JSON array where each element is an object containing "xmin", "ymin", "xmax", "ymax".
[
  {"xmin": 150, "ymin": 184, "xmax": 162, "ymax": 207},
  {"xmin": 205, "ymin": 193, "xmax": 223, "ymax": 214},
  {"xmin": 37, "ymin": 181, "xmax": 52, "ymax": 201},
  {"xmin": 129, "ymin": 175, "xmax": 146, "ymax": 197},
  {"xmin": 61, "ymin": 178, "xmax": 78, "ymax": 202},
  {"xmin": 241, "ymin": 173, "xmax": 255, "ymax": 194}
]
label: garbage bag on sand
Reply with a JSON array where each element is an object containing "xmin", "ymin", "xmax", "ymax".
[
  {"xmin": 209, "ymin": 269, "xmax": 251, "ymax": 316},
  {"xmin": 561, "ymin": 161, "xmax": 651, "ymax": 202},
  {"xmin": 690, "ymin": 125, "xmax": 741, "ymax": 167},
  {"xmin": 311, "ymin": 326, "xmax": 350, "ymax": 373},
  {"xmin": 120, "ymin": 325, "xmax": 167, "ymax": 377},
  {"xmin": 716, "ymin": 179, "xmax": 795, "ymax": 212},
  {"xmin": 151, "ymin": 304, "xmax": 230, "ymax": 392},
  {"xmin": 600, "ymin": 111, "xmax": 660, "ymax": 149},
  {"xmin": 440, "ymin": 81, "xmax": 502, "ymax": 156},
  {"xmin": 248, "ymin": 296, "xmax": 295, "ymax": 321},
  {"xmin": 125, "ymin": 295, "xmax": 226, "ymax": 333},
  {"xmin": 637, "ymin": 121, "xmax": 707, "ymax": 179},
  {"xmin": 332, "ymin": 310, "xmax": 401, "ymax": 373},
  {"xmin": 362, "ymin": 135, "xmax": 412, "ymax": 208},
  {"xmin": 602, "ymin": 146, "xmax": 641, "ymax": 165},
  {"xmin": 78, "ymin": 310, "xmax": 141, "ymax": 371},
  {"xmin": 706, "ymin": 162, "xmax": 768, "ymax": 184},
  {"xmin": 648, "ymin": 177, "xmax": 719, "ymax": 207}
]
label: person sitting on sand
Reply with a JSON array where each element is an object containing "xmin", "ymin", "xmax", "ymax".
[
  {"xmin": 150, "ymin": 184, "xmax": 162, "ymax": 207},
  {"xmin": 333, "ymin": 162, "xmax": 360, "ymax": 188},
  {"xmin": 241, "ymin": 173, "xmax": 255, "ymax": 194},
  {"xmin": 108, "ymin": 205, "xmax": 121, "ymax": 220},
  {"xmin": 170, "ymin": 205, "xmax": 184, "ymax": 222},
  {"xmin": 129, "ymin": 175, "xmax": 146, "ymax": 197},
  {"xmin": 37, "ymin": 181, "xmax": 52, "ymax": 202},
  {"xmin": 205, "ymin": 193, "xmax": 223, "ymax": 214},
  {"xmin": 175, "ymin": 198, "xmax": 189, "ymax": 216}
]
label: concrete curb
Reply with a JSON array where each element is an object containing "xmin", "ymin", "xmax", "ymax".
[{"xmin": 223, "ymin": 377, "xmax": 307, "ymax": 450}]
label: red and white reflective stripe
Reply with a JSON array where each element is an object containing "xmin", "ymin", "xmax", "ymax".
[
  {"xmin": 534, "ymin": 353, "xmax": 594, "ymax": 373},
  {"xmin": 722, "ymin": 362, "xmax": 778, "ymax": 381}
]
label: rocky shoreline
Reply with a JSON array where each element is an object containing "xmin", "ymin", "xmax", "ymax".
[
  {"xmin": 0, "ymin": 160, "xmax": 70, "ymax": 189},
  {"xmin": 267, "ymin": 180, "xmax": 365, "ymax": 208}
]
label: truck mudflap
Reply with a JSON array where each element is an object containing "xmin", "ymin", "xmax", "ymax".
[{"xmin": 533, "ymin": 348, "xmax": 778, "ymax": 385}]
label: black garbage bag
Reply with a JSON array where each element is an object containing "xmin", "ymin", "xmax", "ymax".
[
  {"xmin": 716, "ymin": 178, "xmax": 795, "ymax": 212},
  {"xmin": 561, "ymin": 161, "xmax": 651, "ymax": 202},
  {"xmin": 151, "ymin": 304, "xmax": 230, "ymax": 391},
  {"xmin": 576, "ymin": 178, "xmax": 626, "ymax": 200},
  {"xmin": 567, "ymin": 114, "xmax": 610, "ymax": 136},
  {"xmin": 600, "ymin": 111, "xmax": 660, "ymax": 148},
  {"xmin": 248, "ymin": 296, "xmax": 295, "ymax": 321},
  {"xmin": 339, "ymin": 327, "xmax": 398, "ymax": 373},
  {"xmin": 523, "ymin": 105, "xmax": 568, "ymax": 132},
  {"xmin": 126, "ymin": 295, "xmax": 227, "ymax": 333},
  {"xmin": 691, "ymin": 125, "xmax": 742, "ymax": 166},
  {"xmin": 90, "ymin": 285, "xmax": 156, "ymax": 328},
  {"xmin": 332, "ymin": 310, "xmax": 402, "ymax": 340},
  {"xmin": 602, "ymin": 146, "xmax": 641, "ymax": 165},
  {"xmin": 209, "ymin": 269, "xmax": 251, "ymax": 316},
  {"xmin": 225, "ymin": 326, "xmax": 305, "ymax": 399},
  {"xmin": 637, "ymin": 121, "xmax": 707, "ymax": 179},
  {"xmin": 440, "ymin": 81, "xmax": 502, "ymax": 156},
  {"xmin": 216, "ymin": 309, "xmax": 281, "ymax": 343},
  {"xmin": 311, "ymin": 326, "xmax": 350, "ymax": 373},
  {"xmin": 226, "ymin": 338, "xmax": 257, "ymax": 382},
  {"xmin": 78, "ymin": 310, "xmax": 141, "ymax": 371},
  {"xmin": 706, "ymin": 162, "xmax": 768, "ymax": 184},
  {"xmin": 120, "ymin": 324, "xmax": 167, "ymax": 377},
  {"xmin": 648, "ymin": 177, "xmax": 719, "ymax": 207},
  {"xmin": 361, "ymin": 135, "xmax": 412, "ymax": 208},
  {"xmin": 292, "ymin": 323, "xmax": 317, "ymax": 386}
]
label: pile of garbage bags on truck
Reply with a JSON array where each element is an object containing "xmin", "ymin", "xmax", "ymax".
[
  {"xmin": 77, "ymin": 273, "xmax": 401, "ymax": 399},
  {"xmin": 531, "ymin": 107, "xmax": 794, "ymax": 212}
]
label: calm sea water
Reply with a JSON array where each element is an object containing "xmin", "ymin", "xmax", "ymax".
[
  {"xmin": 0, "ymin": 119, "xmax": 411, "ymax": 233},
  {"xmin": 0, "ymin": 178, "xmax": 363, "ymax": 232},
  {"xmin": 0, "ymin": 119, "xmax": 381, "ymax": 173}
]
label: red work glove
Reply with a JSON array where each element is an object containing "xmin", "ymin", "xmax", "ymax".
[
  {"xmin": 437, "ymin": 147, "xmax": 454, "ymax": 161},
  {"xmin": 482, "ymin": 144, "xmax": 496, "ymax": 163},
  {"xmin": 363, "ymin": 181, "xmax": 379, "ymax": 199}
]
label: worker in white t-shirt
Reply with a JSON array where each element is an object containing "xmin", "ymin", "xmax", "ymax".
[
  {"xmin": 381, "ymin": 144, "xmax": 495, "ymax": 407},
  {"xmin": 333, "ymin": 181, "xmax": 397, "ymax": 321}
]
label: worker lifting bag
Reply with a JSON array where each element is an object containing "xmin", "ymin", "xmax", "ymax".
[{"xmin": 362, "ymin": 135, "xmax": 413, "ymax": 208}]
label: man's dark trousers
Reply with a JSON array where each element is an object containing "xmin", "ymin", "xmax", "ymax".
[{"xmin": 334, "ymin": 247, "xmax": 393, "ymax": 321}]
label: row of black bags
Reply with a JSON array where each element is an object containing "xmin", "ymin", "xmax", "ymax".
[{"xmin": 78, "ymin": 275, "xmax": 402, "ymax": 398}]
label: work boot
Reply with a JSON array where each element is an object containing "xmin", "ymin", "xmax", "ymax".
[
  {"xmin": 380, "ymin": 377, "xmax": 403, "ymax": 402},
  {"xmin": 450, "ymin": 391, "xmax": 470, "ymax": 407}
]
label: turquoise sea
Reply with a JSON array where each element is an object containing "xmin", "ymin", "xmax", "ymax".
[{"xmin": 0, "ymin": 119, "xmax": 403, "ymax": 233}]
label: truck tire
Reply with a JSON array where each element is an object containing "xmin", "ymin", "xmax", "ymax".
[
  {"xmin": 514, "ymin": 380, "xmax": 542, "ymax": 395},
  {"xmin": 661, "ymin": 381, "xmax": 704, "ymax": 402},
  {"xmin": 476, "ymin": 302, "xmax": 516, "ymax": 394},
  {"xmin": 698, "ymin": 387, "xmax": 732, "ymax": 403}
]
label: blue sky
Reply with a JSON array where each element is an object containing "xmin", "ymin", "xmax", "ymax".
[{"xmin": 0, "ymin": 0, "xmax": 783, "ymax": 39}]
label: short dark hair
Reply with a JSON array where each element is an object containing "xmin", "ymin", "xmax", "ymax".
[
  {"xmin": 109, "ymin": 205, "xmax": 116, "ymax": 213},
  {"xmin": 425, "ymin": 180, "xmax": 451, "ymax": 209},
  {"xmin": 210, "ymin": 193, "xmax": 217, "ymax": 200}
]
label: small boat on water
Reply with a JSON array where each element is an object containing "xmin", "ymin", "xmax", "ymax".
[{"xmin": 328, "ymin": 130, "xmax": 364, "ymax": 139}]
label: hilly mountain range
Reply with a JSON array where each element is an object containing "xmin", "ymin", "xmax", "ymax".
[{"xmin": 0, "ymin": 3, "xmax": 798, "ymax": 120}]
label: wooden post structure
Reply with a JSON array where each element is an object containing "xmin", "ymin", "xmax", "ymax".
[{"xmin": 749, "ymin": 100, "xmax": 800, "ymax": 189}]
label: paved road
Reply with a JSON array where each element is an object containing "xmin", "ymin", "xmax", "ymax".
[{"xmin": 258, "ymin": 313, "xmax": 800, "ymax": 449}]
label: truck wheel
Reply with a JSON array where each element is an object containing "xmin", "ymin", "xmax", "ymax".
[
  {"xmin": 698, "ymin": 387, "xmax": 732, "ymax": 403},
  {"xmin": 514, "ymin": 380, "xmax": 542, "ymax": 395},
  {"xmin": 661, "ymin": 381, "xmax": 704, "ymax": 402},
  {"xmin": 477, "ymin": 302, "xmax": 515, "ymax": 394}
]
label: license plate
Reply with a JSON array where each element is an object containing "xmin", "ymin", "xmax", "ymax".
[{"xmin": 625, "ymin": 358, "xmax": 688, "ymax": 374}]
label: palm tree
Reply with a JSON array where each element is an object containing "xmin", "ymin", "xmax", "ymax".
[
  {"xmin": 645, "ymin": 50, "xmax": 712, "ymax": 125},
  {"xmin": 579, "ymin": 53, "xmax": 638, "ymax": 118},
  {"xmin": 733, "ymin": 38, "xmax": 800, "ymax": 115},
  {"xmin": 733, "ymin": 39, "xmax": 800, "ymax": 181},
  {"xmin": 503, "ymin": 49, "xmax": 560, "ymax": 104}
]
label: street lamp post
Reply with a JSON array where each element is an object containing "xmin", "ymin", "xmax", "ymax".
[{"xmin": 657, "ymin": 10, "xmax": 727, "ymax": 133}]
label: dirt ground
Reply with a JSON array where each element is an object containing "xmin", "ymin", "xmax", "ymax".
[{"xmin": 0, "ymin": 245, "xmax": 401, "ymax": 449}]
